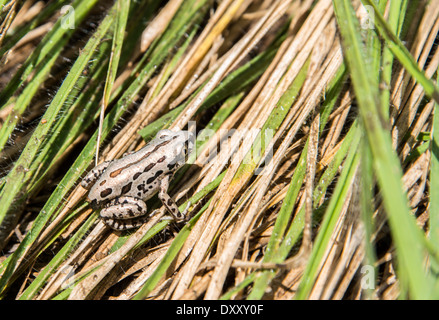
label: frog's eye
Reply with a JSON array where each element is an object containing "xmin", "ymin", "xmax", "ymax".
[{"xmin": 156, "ymin": 129, "xmax": 174, "ymax": 139}]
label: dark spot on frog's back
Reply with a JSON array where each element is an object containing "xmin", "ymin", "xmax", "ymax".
[
  {"xmin": 143, "ymin": 162, "xmax": 156, "ymax": 173},
  {"xmin": 158, "ymin": 155, "xmax": 166, "ymax": 163},
  {"xmin": 121, "ymin": 182, "xmax": 133, "ymax": 194},
  {"xmin": 133, "ymin": 172, "xmax": 142, "ymax": 180},
  {"xmin": 147, "ymin": 170, "xmax": 163, "ymax": 184},
  {"xmin": 146, "ymin": 177, "xmax": 155, "ymax": 184},
  {"xmin": 100, "ymin": 188, "xmax": 113, "ymax": 198}
]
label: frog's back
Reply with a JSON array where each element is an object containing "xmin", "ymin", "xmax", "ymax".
[{"xmin": 87, "ymin": 134, "xmax": 180, "ymax": 205}]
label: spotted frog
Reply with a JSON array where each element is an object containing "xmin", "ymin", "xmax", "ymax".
[{"xmin": 81, "ymin": 129, "xmax": 194, "ymax": 230}]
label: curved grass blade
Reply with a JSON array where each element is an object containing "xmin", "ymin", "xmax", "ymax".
[
  {"xmin": 362, "ymin": 0, "xmax": 439, "ymax": 103},
  {"xmin": 379, "ymin": 0, "xmax": 407, "ymax": 121}
]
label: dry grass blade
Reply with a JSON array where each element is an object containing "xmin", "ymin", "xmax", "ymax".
[{"xmin": 68, "ymin": 211, "xmax": 165, "ymax": 300}]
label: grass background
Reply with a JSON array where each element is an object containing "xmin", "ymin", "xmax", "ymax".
[{"xmin": 0, "ymin": 0, "xmax": 438, "ymax": 300}]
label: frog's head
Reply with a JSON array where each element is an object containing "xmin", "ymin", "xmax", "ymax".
[{"xmin": 156, "ymin": 129, "xmax": 195, "ymax": 165}]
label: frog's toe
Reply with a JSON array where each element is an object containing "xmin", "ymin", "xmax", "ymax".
[
  {"xmin": 100, "ymin": 196, "xmax": 147, "ymax": 219},
  {"xmin": 103, "ymin": 216, "xmax": 149, "ymax": 230}
]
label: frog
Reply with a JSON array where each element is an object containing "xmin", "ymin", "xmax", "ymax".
[{"xmin": 81, "ymin": 129, "xmax": 194, "ymax": 230}]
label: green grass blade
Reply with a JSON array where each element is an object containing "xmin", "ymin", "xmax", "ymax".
[
  {"xmin": 274, "ymin": 122, "xmax": 360, "ymax": 273},
  {"xmin": 333, "ymin": 0, "xmax": 435, "ymax": 299},
  {"xmin": 104, "ymin": 0, "xmax": 129, "ymax": 106},
  {"xmin": 233, "ymin": 55, "xmax": 311, "ymax": 184},
  {"xmin": 246, "ymin": 142, "xmax": 308, "ymax": 299},
  {"xmin": 429, "ymin": 67, "xmax": 439, "ymax": 277},
  {"xmin": 132, "ymin": 170, "xmax": 227, "ymax": 299},
  {"xmin": 247, "ymin": 62, "xmax": 347, "ymax": 300},
  {"xmin": 379, "ymin": 0, "xmax": 406, "ymax": 121},
  {"xmin": 362, "ymin": 0, "xmax": 439, "ymax": 103},
  {"xmin": 96, "ymin": 0, "xmax": 130, "ymax": 161},
  {"xmin": 0, "ymin": 0, "xmax": 99, "ymax": 103},
  {"xmin": 359, "ymin": 133, "xmax": 376, "ymax": 298},
  {"xmin": 132, "ymin": 204, "xmax": 206, "ymax": 300},
  {"xmin": 138, "ymin": 31, "xmax": 282, "ymax": 141},
  {"xmin": 27, "ymin": 36, "xmax": 113, "ymax": 192},
  {"xmin": 295, "ymin": 125, "xmax": 361, "ymax": 299},
  {"xmin": 0, "ymin": 5, "xmax": 115, "ymax": 227},
  {"xmin": 220, "ymin": 273, "xmax": 257, "ymax": 300},
  {"xmin": 244, "ymin": 57, "xmax": 312, "ymax": 299},
  {"xmin": 0, "ymin": 1, "xmax": 70, "ymax": 58}
]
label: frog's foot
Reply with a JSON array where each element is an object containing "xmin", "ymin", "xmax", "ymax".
[
  {"xmin": 180, "ymin": 201, "xmax": 191, "ymax": 221},
  {"xmin": 157, "ymin": 201, "xmax": 191, "ymax": 223},
  {"xmin": 157, "ymin": 175, "xmax": 190, "ymax": 221}
]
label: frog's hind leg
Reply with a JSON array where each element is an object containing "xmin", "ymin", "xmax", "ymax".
[
  {"xmin": 100, "ymin": 196, "xmax": 148, "ymax": 219},
  {"xmin": 100, "ymin": 196, "xmax": 149, "ymax": 230}
]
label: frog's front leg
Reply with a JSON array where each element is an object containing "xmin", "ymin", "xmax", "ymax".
[
  {"xmin": 158, "ymin": 174, "xmax": 189, "ymax": 221},
  {"xmin": 81, "ymin": 160, "xmax": 112, "ymax": 189}
]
